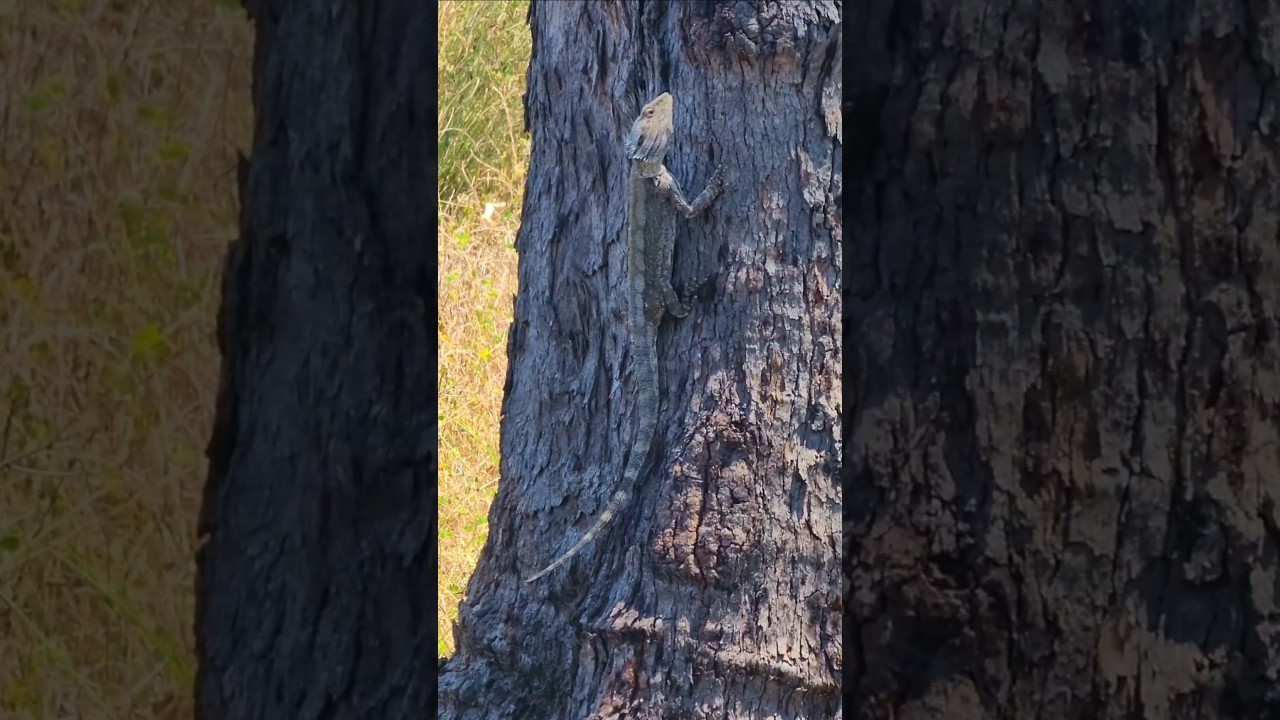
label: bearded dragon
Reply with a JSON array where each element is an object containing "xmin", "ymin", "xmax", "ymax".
[{"xmin": 527, "ymin": 93, "xmax": 724, "ymax": 583}]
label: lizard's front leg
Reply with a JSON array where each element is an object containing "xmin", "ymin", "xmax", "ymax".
[
  {"xmin": 655, "ymin": 165, "xmax": 724, "ymax": 317},
  {"xmin": 657, "ymin": 165, "xmax": 725, "ymax": 218}
]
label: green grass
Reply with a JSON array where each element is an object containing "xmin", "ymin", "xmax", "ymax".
[
  {"xmin": 436, "ymin": 0, "xmax": 529, "ymax": 657},
  {"xmin": 437, "ymin": 1, "xmax": 531, "ymax": 205}
]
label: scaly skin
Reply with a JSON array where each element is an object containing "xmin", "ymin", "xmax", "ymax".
[{"xmin": 527, "ymin": 93, "xmax": 724, "ymax": 583}]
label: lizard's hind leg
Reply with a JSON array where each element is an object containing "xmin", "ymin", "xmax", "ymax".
[{"xmin": 664, "ymin": 272, "xmax": 715, "ymax": 318}]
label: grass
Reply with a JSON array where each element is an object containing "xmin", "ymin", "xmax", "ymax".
[
  {"xmin": 0, "ymin": 1, "xmax": 252, "ymax": 717},
  {"xmin": 436, "ymin": 0, "xmax": 529, "ymax": 657}
]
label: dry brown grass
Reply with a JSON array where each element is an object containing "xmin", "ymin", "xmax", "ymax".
[
  {"xmin": 436, "ymin": 212, "xmax": 519, "ymax": 657},
  {"xmin": 0, "ymin": 2, "xmax": 252, "ymax": 717}
]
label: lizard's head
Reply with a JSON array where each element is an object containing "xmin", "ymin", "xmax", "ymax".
[
  {"xmin": 625, "ymin": 92, "xmax": 675, "ymax": 171},
  {"xmin": 644, "ymin": 93, "xmax": 673, "ymax": 118}
]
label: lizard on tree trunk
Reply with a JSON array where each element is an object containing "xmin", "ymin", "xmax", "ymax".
[{"xmin": 527, "ymin": 92, "xmax": 724, "ymax": 583}]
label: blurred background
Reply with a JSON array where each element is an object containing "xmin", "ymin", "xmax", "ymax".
[{"xmin": 0, "ymin": 0, "xmax": 527, "ymax": 716}]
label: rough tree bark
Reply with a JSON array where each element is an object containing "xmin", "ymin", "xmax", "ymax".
[
  {"xmin": 439, "ymin": 2, "xmax": 842, "ymax": 719},
  {"xmin": 195, "ymin": 2, "xmax": 435, "ymax": 718},
  {"xmin": 849, "ymin": 2, "xmax": 1280, "ymax": 718}
]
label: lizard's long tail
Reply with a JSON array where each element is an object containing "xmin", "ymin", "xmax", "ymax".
[{"xmin": 526, "ymin": 324, "xmax": 660, "ymax": 583}]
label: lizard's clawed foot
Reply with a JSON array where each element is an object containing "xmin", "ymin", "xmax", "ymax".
[
  {"xmin": 668, "ymin": 271, "xmax": 717, "ymax": 317},
  {"xmin": 690, "ymin": 270, "xmax": 717, "ymax": 296},
  {"xmin": 709, "ymin": 165, "xmax": 726, "ymax": 193}
]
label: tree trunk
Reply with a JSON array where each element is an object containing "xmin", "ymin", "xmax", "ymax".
[
  {"xmin": 195, "ymin": 2, "xmax": 436, "ymax": 718},
  {"xmin": 439, "ymin": 2, "xmax": 842, "ymax": 719},
  {"xmin": 848, "ymin": 2, "xmax": 1280, "ymax": 718}
]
